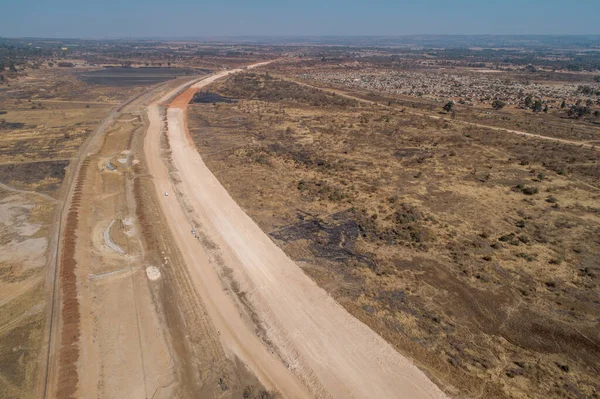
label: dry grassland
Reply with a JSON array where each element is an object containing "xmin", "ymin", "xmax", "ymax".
[
  {"xmin": 0, "ymin": 70, "xmax": 135, "ymax": 398},
  {"xmin": 188, "ymin": 73, "xmax": 599, "ymax": 399}
]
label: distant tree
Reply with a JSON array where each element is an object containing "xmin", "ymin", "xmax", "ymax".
[
  {"xmin": 491, "ymin": 100, "xmax": 506, "ymax": 110},
  {"xmin": 568, "ymin": 105, "xmax": 591, "ymax": 118},
  {"xmin": 0, "ymin": 62, "xmax": 4, "ymax": 71},
  {"xmin": 524, "ymin": 95, "xmax": 533, "ymax": 108},
  {"xmin": 47, "ymin": 62, "xmax": 54, "ymax": 67},
  {"xmin": 543, "ymin": 104, "xmax": 548, "ymax": 113},
  {"xmin": 594, "ymin": 75, "xmax": 600, "ymax": 83},
  {"xmin": 443, "ymin": 101, "xmax": 454, "ymax": 113},
  {"xmin": 594, "ymin": 110, "xmax": 600, "ymax": 118},
  {"xmin": 577, "ymin": 85, "xmax": 595, "ymax": 95},
  {"xmin": 9, "ymin": 62, "xmax": 17, "ymax": 72},
  {"xmin": 532, "ymin": 100, "xmax": 543, "ymax": 113},
  {"xmin": 560, "ymin": 100, "xmax": 567, "ymax": 109},
  {"xmin": 585, "ymin": 99, "xmax": 594, "ymax": 107}
]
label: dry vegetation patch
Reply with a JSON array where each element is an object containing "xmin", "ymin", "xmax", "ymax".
[
  {"xmin": 0, "ymin": 68, "xmax": 128, "ymax": 398},
  {"xmin": 188, "ymin": 73, "xmax": 600, "ymax": 399},
  {"xmin": 0, "ymin": 189, "xmax": 53, "ymax": 398}
]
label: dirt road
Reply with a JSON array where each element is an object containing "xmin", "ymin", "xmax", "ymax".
[
  {"xmin": 41, "ymin": 87, "xmax": 155, "ymax": 399},
  {"xmin": 43, "ymin": 69, "xmax": 289, "ymax": 399},
  {"xmin": 286, "ymin": 78, "xmax": 600, "ymax": 150},
  {"xmin": 43, "ymin": 79, "xmax": 205, "ymax": 399},
  {"xmin": 145, "ymin": 65, "xmax": 448, "ymax": 398},
  {"xmin": 145, "ymin": 69, "xmax": 311, "ymax": 398}
]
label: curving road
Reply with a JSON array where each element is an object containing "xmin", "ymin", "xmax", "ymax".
[{"xmin": 144, "ymin": 64, "xmax": 448, "ymax": 398}]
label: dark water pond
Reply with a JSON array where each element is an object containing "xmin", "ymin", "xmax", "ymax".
[
  {"xmin": 79, "ymin": 67, "xmax": 206, "ymax": 86},
  {"xmin": 191, "ymin": 91, "xmax": 237, "ymax": 104}
]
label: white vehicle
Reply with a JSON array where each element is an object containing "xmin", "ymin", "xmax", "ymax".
[{"xmin": 164, "ymin": 192, "xmax": 169, "ymax": 196}]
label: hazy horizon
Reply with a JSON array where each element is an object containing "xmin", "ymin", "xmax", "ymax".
[
  {"xmin": 2, "ymin": 0, "xmax": 599, "ymax": 39},
  {"xmin": 3, "ymin": 34, "xmax": 600, "ymax": 40}
]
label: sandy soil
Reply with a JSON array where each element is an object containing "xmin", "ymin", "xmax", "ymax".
[
  {"xmin": 42, "ymin": 73, "xmax": 283, "ymax": 399},
  {"xmin": 52, "ymin": 116, "xmax": 175, "ymax": 399},
  {"xmin": 145, "ymin": 71, "xmax": 311, "ymax": 398},
  {"xmin": 145, "ymin": 65, "xmax": 448, "ymax": 398},
  {"xmin": 0, "ymin": 194, "xmax": 48, "ymax": 305},
  {"xmin": 43, "ymin": 82, "xmax": 188, "ymax": 399}
]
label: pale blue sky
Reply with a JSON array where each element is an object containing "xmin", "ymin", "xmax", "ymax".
[{"xmin": 1, "ymin": 0, "xmax": 598, "ymax": 38}]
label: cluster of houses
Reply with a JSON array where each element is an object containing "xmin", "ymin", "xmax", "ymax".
[{"xmin": 298, "ymin": 68, "xmax": 599, "ymax": 109}]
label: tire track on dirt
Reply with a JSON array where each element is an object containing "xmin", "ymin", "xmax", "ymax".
[{"xmin": 0, "ymin": 182, "xmax": 58, "ymax": 203}]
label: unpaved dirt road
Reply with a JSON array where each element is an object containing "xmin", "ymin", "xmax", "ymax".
[
  {"xmin": 45, "ymin": 78, "xmax": 234, "ymax": 399},
  {"xmin": 45, "ymin": 71, "xmax": 289, "ymax": 399},
  {"xmin": 145, "ymin": 64, "xmax": 449, "ymax": 398},
  {"xmin": 42, "ymin": 86, "xmax": 163, "ymax": 399},
  {"xmin": 146, "ymin": 68, "xmax": 311, "ymax": 398},
  {"xmin": 286, "ymin": 78, "xmax": 600, "ymax": 150},
  {"xmin": 43, "ymin": 83, "xmax": 178, "ymax": 399}
]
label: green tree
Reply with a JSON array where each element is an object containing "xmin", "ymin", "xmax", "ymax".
[
  {"xmin": 443, "ymin": 101, "xmax": 454, "ymax": 113},
  {"xmin": 9, "ymin": 62, "xmax": 17, "ymax": 72},
  {"xmin": 568, "ymin": 105, "xmax": 591, "ymax": 118},
  {"xmin": 577, "ymin": 85, "xmax": 595, "ymax": 95},
  {"xmin": 524, "ymin": 95, "xmax": 533, "ymax": 108},
  {"xmin": 594, "ymin": 75, "xmax": 600, "ymax": 83},
  {"xmin": 543, "ymin": 104, "xmax": 549, "ymax": 113},
  {"xmin": 492, "ymin": 100, "xmax": 506, "ymax": 110},
  {"xmin": 560, "ymin": 100, "xmax": 566, "ymax": 109},
  {"xmin": 532, "ymin": 100, "xmax": 543, "ymax": 113}
]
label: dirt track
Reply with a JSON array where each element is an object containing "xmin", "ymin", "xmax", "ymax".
[
  {"xmin": 286, "ymin": 78, "xmax": 600, "ymax": 150},
  {"xmin": 145, "ymin": 65, "xmax": 448, "ymax": 398},
  {"xmin": 44, "ymin": 79, "xmax": 207, "ymax": 399}
]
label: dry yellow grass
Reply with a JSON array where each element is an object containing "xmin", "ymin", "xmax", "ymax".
[{"xmin": 186, "ymin": 73, "xmax": 600, "ymax": 399}]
